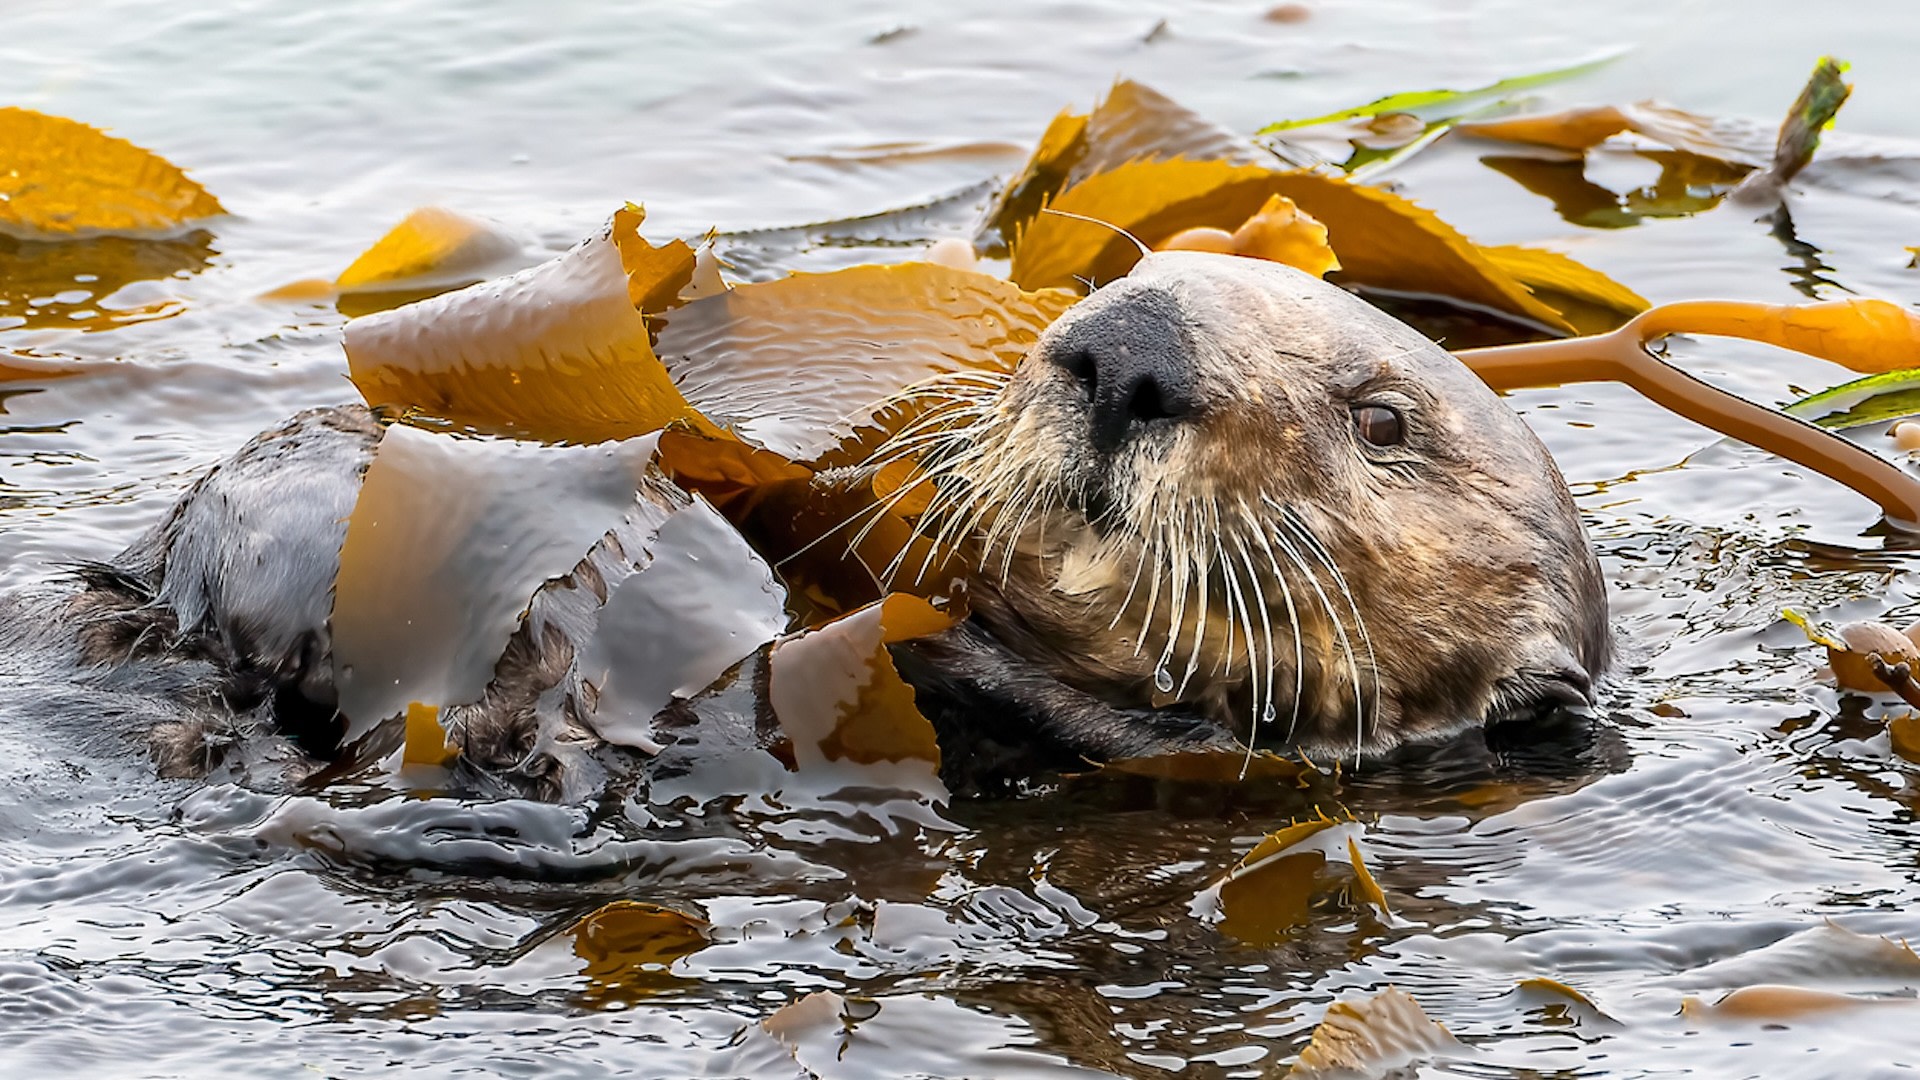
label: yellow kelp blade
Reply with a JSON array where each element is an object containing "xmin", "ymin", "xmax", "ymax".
[
  {"xmin": 1460, "ymin": 56, "xmax": 1851, "ymax": 204},
  {"xmin": 336, "ymin": 207, "xmax": 528, "ymax": 293},
  {"xmin": 1891, "ymin": 714, "xmax": 1920, "ymax": 763},
  {"xmin": 345, "ymin": 205, "xmax": 710, "ymax": 444},
  {"xmin": 655, "ymin": 262, "xmax": 1076, "ymax": 462},
  {"xmin": 1482, "ymin": 244, "xmax": 1649, "ymax": 335},
  {"xmin": 1781, "ymin": 612, "xmax": 1920, "ymax": 695},
  {"xmin": 0, "ymin": 107, "xmax": 224, "ymax": 238},
  {"xmin": 984, "ymin": 79, "xmax": 1264, "ymax": 244},
  {"xmin": 1681, "ymin": 985, "xmax": 1920, "ymax": 1025},
  {"xmin": 1457, "ymin": 298, "xmax": 1920, "ymax": 528},
  {"xmin": 266, "ymin": 207, "xmax": 533, "ymax": 312},
  {"xmin": 1013, "ymin": 158, "xmax": 1578, "ymax": 333},
  {"xmin": 401, "ymin": 702, "xmax": 458, "ymax": 767}
]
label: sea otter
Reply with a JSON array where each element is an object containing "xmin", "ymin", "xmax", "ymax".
[{"xmin": 6, "ymin": 253, "xmax": 1611, "ymax": 795}]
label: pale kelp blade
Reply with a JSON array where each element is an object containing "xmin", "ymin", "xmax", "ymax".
[
  {"xmin": 331, "ymin": 424, "xmax": 665, "ymax": 743},
  {"xmin": 1287, "ymin": 988, "xmax": 1464, "ymax": 1078},
  {"xmin": 766, "ymin": 593, "xmax": 957, "ymax": 804},
  {"xmin": 572, "ymin": 494, "xmax": 789, "ymax": 752},
  {"xmin": 655, "ymin": 262, "xmax": 1076, "ymax": 462}
]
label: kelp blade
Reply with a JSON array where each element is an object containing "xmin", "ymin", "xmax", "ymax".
[
  {"xmin": 345, "ymin": 207, "xmax": 708, "ymax": 444},
  {"xmin": 0, "ymin": 107, "xmax": 223, "ymax": 238}
]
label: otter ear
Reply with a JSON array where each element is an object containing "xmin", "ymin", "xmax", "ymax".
[{"xmin": 1488, "ymin": 643, "xmax": 1593, "ymax": 724}]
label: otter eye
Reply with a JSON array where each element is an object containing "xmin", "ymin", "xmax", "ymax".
[{"xmin": 1353, "ymin": 404, "xmax": 1404, "ymax": 446}]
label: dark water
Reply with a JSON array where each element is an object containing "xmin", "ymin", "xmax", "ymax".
[{"xmin": 7, "ymin": 2, "xmax": 1920, "ymax": 1076}]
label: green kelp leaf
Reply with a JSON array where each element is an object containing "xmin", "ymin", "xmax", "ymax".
[
  {"xmin": 0, "ymin": 107, "xmax": 224, "ymax": 239},
  {"xmin": 1258, "ymin": 53, "xmax": 1620, "ymax": 133},
  {"xmin": 1287, "ymin": 987, "xmax": 1464, "ymax": 1078},
  {"xmin": 1784, "ymin": 368, "xmax": 1920, "ymax": 429},
  {"xmin": 1734, "ymin": 56, "xmax": 1854, "ymax": 203}
]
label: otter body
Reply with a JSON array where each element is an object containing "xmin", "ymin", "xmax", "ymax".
[{"xmin": 4, "ymin": 254, "xmax": 1611, "ymax": 795}]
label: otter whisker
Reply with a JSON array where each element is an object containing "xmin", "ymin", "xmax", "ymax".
[
  {"xmin": 1039, "ymin": 207, "xmax": 1153, "ymax": 259},
  {"xmin": 1156, "ymin": 501, "xmax": 1193, "ymax": 681},
  {"xmin": 782, "ymin": 431, "xmax": 983, "ymax": 572},
  {"xmin": 989, "ymin": 483, "xmax": 1047, "ymax": 585},
  {"xmin": 1267, "ymin": 508, "xmax": 1361, "ymax": 756},
  {"xmin": 894, "ymin": 468, "xmax": 993, "ymax": 584},
  {"xmin": 860, "ymin": 408, "xmax": 996, "ymax": 468},
  {"xmin": 1245, "ymin": 524, "xmax": 1306, "ymax": 745},
  {"xmin": 1108, "ymin": 511, "xmax": 1157, "ymax": 634},
  {"xmin": 860, "ymin": 408, "xmax": 995, "ymax": 467},
  {"xmin": 1213, "ymin": 530, "xmax": 1260, "ymax": 776},
  {"xmin": 1214, "ymin": 531, "xmax": 1243, "ymax": 682},
  {"xmin": 870, "ymin": 446, "xmax": 992, "ymax": 583},
  {"xmin": 1130, "ymin": 513, "xmax": 1169, "ymax": 655},
  {"xmin": 1174, "ymin": 499, "xmax": 1212, "ymax": 698},
  {"xmin": 1231, "ymin": 530, "xmax": 1279, "ymax": 734},
  {"xmin": 855, "ymin": 369, "xmax": 1010, "ymax": 420},
  {"xmin": 1271, "ymin": 510, "xmax": 1363, "ymax": 760},
  {"xmin": 1278, "ymin": 503, "xmax": 1382, "ymax": 737},
  {"xmin": 1235, "ymin": 543, "xmax": 1277, "ymax": 779}
]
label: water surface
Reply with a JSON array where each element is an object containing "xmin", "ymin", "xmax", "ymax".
[{"xmin": 6, "ymin": 2, "xmax": 1920, "ymax": 1076}]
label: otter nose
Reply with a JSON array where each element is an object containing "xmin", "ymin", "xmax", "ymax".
[{"xmin": 1043, "ymin": 289, "xmax": 1199, "ymax": 455}]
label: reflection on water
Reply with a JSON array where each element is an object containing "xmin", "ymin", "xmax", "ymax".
[
  {"xmin": 6, "ymin": 0, "xmax": 1920, "ymax": 1077},
  {"xmin": 0, "ymin": 231, "xmax": 213, "ymax": 331},
  {"xmin": 1480, "ymin": 149, "xmax": 1750, "ymax": 228}
]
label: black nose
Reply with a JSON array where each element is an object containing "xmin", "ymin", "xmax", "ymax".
[{"xmin": 1042, "ymin": 288, "xmax": 1199, "ymax": 455}]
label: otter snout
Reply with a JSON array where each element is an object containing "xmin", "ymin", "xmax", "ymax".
[{"xmin": 1037, "ymin": 287, "xmax": 1200, "ymax": 455}]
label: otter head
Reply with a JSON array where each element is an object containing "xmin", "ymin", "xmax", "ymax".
[{"xmin": 890, "ymin": 251, "xmax": 1610, "ymax": 759}]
